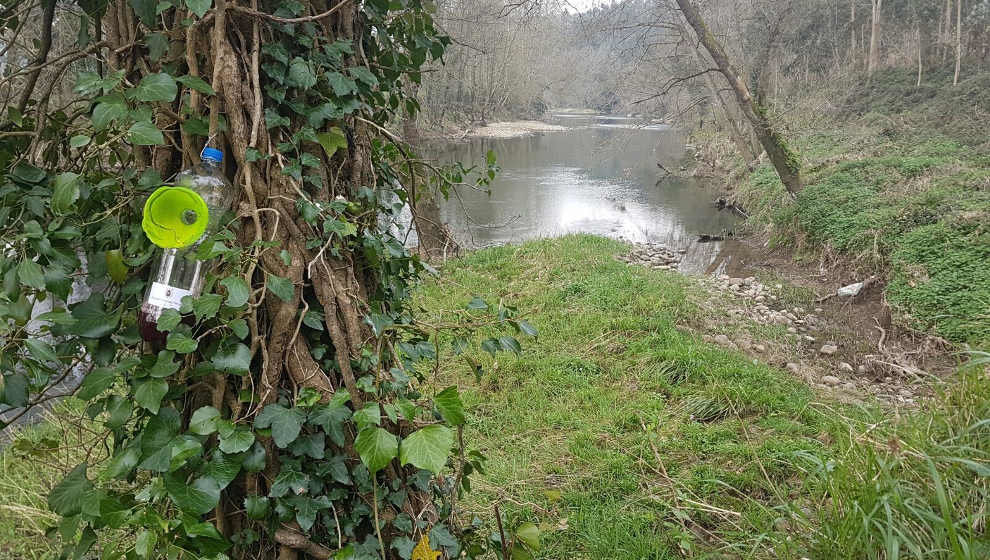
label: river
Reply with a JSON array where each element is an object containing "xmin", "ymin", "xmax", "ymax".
[{"xmin": 427, "ymin": 112, "xmax": 739, "ymax": 273}]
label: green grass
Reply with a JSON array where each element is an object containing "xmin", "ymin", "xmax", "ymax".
[
  {"xmin": 733, "ymin": 69, "xmax": 990, "ymax": 344},
  {"xmin": 416, "ymin": 235, "xmax": 990, "ymax": 558}
]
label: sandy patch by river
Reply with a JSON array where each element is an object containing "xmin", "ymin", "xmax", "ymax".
[{"xmin": 463, "ymin": 120, "xmax": 569, "ymax": 139}]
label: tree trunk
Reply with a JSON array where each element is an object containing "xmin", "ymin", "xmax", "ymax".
[
  {"xmin": 918, "ymin": 27, "xmax": 923, "ymax": 87},
  {"xmin": 95, "ymin": 0, "xmax": 446, "ymax": 555},
  {"xmin": 850, "ymin": 0, "xmax": 857, "ymax": 69},
  {"xmin": 953, "ymin": 0, "xmax": 962, "ymax": 85},
  {"xmin": 675, "ymin": 0, "xmax": 802, "ymax": 194},
  {"xmin": 867, "ymin": 0, "xmax": 881, "ymax": 76}
]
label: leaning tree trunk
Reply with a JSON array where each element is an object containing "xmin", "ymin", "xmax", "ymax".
[{"xmin": 675, "ymin": 0, "xmax": 802, "ymax": 194}]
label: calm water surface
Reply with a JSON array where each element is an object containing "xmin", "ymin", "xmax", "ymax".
[{"xmin": 428, "ymin": 113, "xmax": 738, "ymax": 273}]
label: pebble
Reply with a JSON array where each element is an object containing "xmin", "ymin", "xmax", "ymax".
[
  {"xmin": 838, "ymin": 362, "xmax": 854, "ymax": 373},
  {"xmin": 786, "ymin": 362, "xmax": 800, "ymax": 373},
  {"xmin": 820, "ymin": 344, "xmax": 838, "ymax": 355},
  {"xmin": 822, "ymin": 375, "xmax": 842, "ymax": 386},
  {"xmin": 714, "ymin": 334, "xmax": 731, "ymax": 346},
  {"xmin": 754, "ymin": 344, "xmax": 766, "ymax": 352}
]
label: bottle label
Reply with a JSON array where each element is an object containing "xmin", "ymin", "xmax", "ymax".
[{"xmin": 147, "ymin": 282, "xmax": 192, "ymax": 310}]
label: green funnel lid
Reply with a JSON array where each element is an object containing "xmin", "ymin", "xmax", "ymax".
[{"xmin": 142, "ymin": 186, "xmax": 209, "ymax": 248}]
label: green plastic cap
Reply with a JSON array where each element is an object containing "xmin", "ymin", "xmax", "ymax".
[{"xmin": 141, "ymin": 186, "xmax": 209, "ymax": 248}]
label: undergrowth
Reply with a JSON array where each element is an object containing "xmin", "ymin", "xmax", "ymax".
[{"xmin": 733, "ymin": 67, "xmax": 990, "ymax": 344}]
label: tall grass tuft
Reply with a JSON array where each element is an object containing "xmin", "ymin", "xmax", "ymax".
[{"xmin": 792, "ymin": 357, "xmax": 989, "ymax": 558}]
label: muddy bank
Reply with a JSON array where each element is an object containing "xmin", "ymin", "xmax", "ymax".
[{"xmin": 618, "ymin": 238, "xmax": 961, "ymax": 406}]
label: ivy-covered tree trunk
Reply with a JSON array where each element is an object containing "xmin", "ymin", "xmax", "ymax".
[{"xmin": 0, "ymin": 0, "xmax": 531, "ymax": 556}]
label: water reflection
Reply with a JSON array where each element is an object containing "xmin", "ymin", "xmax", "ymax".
[{"xmin": 424, "ymin": 114, "xmax": 739, "ymax": 273}]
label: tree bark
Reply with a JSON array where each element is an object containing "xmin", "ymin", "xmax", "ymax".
[
  {"xmin": 953, "ymin": 0, "xmax": 962, "ymax": 85},
  {"xmin": 867, "ymin": 0, "xmax": 881, "ymax": 76},
  {"xmin": 675, "ymin": 0, "xmax": 802, "ymax": 194}
]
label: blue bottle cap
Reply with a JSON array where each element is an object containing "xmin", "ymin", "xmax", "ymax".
[{"xmin": 201, "ymin": 147, "xmax": 223, "ymax": 163}]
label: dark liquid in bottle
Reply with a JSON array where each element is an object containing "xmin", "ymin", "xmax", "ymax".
[{"xmin": 137, "ymin": 303, "xmax": 168, "ymax": 348}]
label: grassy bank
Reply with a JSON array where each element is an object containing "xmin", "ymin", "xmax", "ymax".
[
  {"xmin": 2, "ymin": 236, "xmax": 988, "ymax": 558},
  {"xmin": 730, "ymin": 68, "xmax": 990, "ymax": 345},
  {"xmin": 416, "ymin": 236, "xmax": 989, "ymax": 558}
]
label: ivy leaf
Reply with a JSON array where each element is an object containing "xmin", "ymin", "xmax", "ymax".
[
  {"xmin": 148, "ymin": 350, "xmax": 180, "ymax": 378},
  {"xmin": 326, "ymin": 72, "xmax": 357, "ymax": 96},
  {"xmin": 69, "ymin": 294, "xmax": 120, "ymax": 338},
  {"xmin": 2, "ymin": 373, "xmax": 28, "ymax": 407},
  {"xmin": 399, "ymin": 425, "xmax": 454, "ymax": 474},
  {"xmin": 308, "ymin": 394, "xmax": 351, "ymax": 446},
  {"xmin": 203, "ymin": 452, "xmax": 243, "ymax": 490},
  {"xmin": 191, "ymin": 293, "xmax": 223, "ymax": 321},
  {"xmin": 355, "ymin": 427, "xmax": 398, "ymax": 474},
  {"xmin": 145, "ymin": 32, "xmax": 168, "ymax": 62},
  {"xmin": 286, "ymin": 58, "xmax": 317, "ymax": 89},
  {"xmin": 168, "ymin": 435, "xmax": 203, "ymax": 471},
  {"xmin": 134, "ymin": 378, "xmax": 169, "ymax": 414},
  {"xmin": 166, "ymin": 332, "xmax": 198, "ymax": 354},
  {"xmin": 219, "ymin": 276, "xmax": 249, "ymax": 307},
  {"xmin": 515, "ymin": 522, "xmax": 541, "ymax": 550},
  {"xmin": 156, "ymin": 309, "xmax": 182, "ymax": 332},
  {"xmin": 266, "ymin": 274, "xmax": 295, "ymax": 302},
  {"xmin": 218, "ymin": 426, "xmax": 255, "ymax": 454},
  {"xmin": 76, "ymin": 367, "xmax": 116, "ymax": 401},
  {"xmin": 434, "ymin": 386, "xmax": 464, "ymax": 426},
  {"xmin": 352, "ymin": 402, "xmax": 381, "ymax": 431},
  {"xmin": 185, "ymin": 0, "xmax": 212, "ymax": 18},
  {"xmin": 91, "ymin": 97, "xmax": 127, "ymax": 130},
  {"xmin": 165, "ymin": 474, "xmax": 220, "ymax": 515},
  {"xmin": 254, "ymin": 404, "xmax": 305, "ymax": 448},
  {"xmin": 229, "ymin": 318, "xmax": 249, "ymax": 340},
  {"xmin": 176, "ymin": 74, "xmax": 216, "ymax": 95},
  {"xmin": 129, "ymin": 0, "xmax": 156, "ymax": 24},
  {"xmin": 291, "ymin": 496, "xmax": 322, "ymax": 531},
  {"xmin": 51, "ymin": 173, "xmax": 82, "ymax": 215},
  {"xmin": 270, "ymin": 469, "xmax": 308, "ymax": 497},
  {"xmin": 24, "ymin": 339, "xmax": 58, "ymax": 362},
  {"xmin": 48, "ymin": 463, "xmax": 93, "ymax": 516},
  {"xmin": 211, "ymin": 343, "xmax": 251, "ymax": 374},
  {"xmin": 128, "ymin": 121, "xmax": 165, "ymax": 145},
  {"xmin": 17, "ymin": 259, "xmax": 45, "ymax": 290},
  {"xmin": 189, "ymin": 406, "xmax": 220, "ymax": 435},
  {"xmin": 245, "ymin": 496, "xmax": 269, "ymax": 519},
  {"xmin": 133, "ymin": 73, "xmax": 178, "ymax": 102},
  {"xmin": 69, "ymin": 134, "xmax": 91, "ymax": 148},
  {"xmin": 135, "ymin": 530, "xmax": 157, "ymax": 558},
  {"xmin": 242, "ymin": 442, "xmax": 266, "ymax": 472},
  {"xmin": 348, "ymin": 66, "xmax": 379, "ymax": 87},
  {"xmin": 316, "ymin": 127, "xmax": 347, "ymax": 158}
]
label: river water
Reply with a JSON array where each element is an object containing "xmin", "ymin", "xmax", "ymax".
[{"xmin": 428, "ymin": 113, "xmax": 739, "ymax": 273}]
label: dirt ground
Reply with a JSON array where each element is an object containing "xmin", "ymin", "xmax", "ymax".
[{"xmin": 622, "ymin": 235, "xmax": 962, "ymax": 408}]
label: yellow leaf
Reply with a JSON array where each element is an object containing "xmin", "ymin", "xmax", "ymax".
[{"xmin": 411, "ymin": 534, "xmax": 441, "ymax": 560}]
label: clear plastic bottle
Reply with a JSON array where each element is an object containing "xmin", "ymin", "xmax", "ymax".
[{"xmin": 138, "ymin": 148, "xmax": 234, "ymax": 344}]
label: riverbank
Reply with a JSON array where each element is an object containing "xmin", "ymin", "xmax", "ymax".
[
  {"xmin": 415, "ymin": 235, "xmax": 988, "ymax": 558},
  {"xmin": 699, "ymin": 67, "xmax": 990, "ymax": 347}
]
